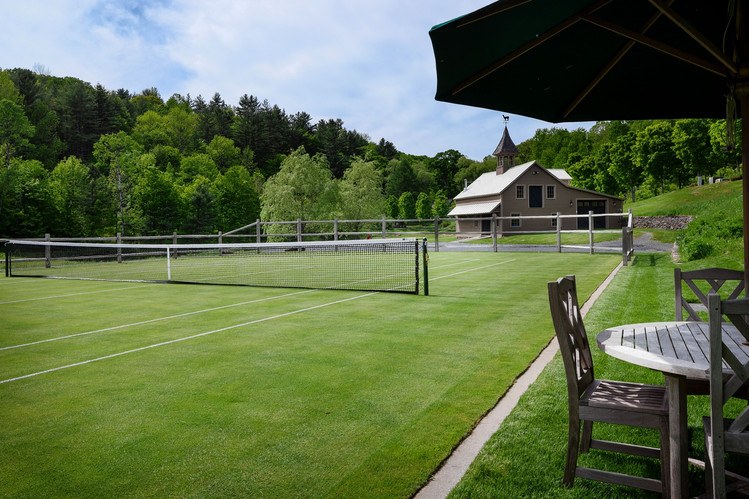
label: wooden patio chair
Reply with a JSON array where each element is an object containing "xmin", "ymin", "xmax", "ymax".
[
  {"xmin": 704, "ymin": 293, "xmax": 749, "ymax": 498},
  {"xmin": 548, "ymin": 275, "xmax": 670, "ymax": 494},
  {"xmin": 675, "ymin": 268, "xmax": 744, "ymax": 321}
]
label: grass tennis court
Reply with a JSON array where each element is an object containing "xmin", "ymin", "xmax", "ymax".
[{"xmin": 1, "ymin": 251, "xmax": 620, "ymax": 497}]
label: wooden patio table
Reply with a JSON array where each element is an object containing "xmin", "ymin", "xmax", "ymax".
[{"xmin": 597, "ymin": 321, "xmax": 748, "ymax": 499}]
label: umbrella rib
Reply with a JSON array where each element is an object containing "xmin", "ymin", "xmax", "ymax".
[
  {"xmin": 448, "ymin": 0, "xmax": 615, "ymax": 97},
  {"xmin": 451, "ymin": 15, "xmax": 583, "ymax": 96},
  {"xmin": 563, "ymin": 41, "xmax": 634, "ymax": 120},
  {"xmin": 647, "ymin": 0, "xmax": 738, "ymax": 74},
  {"xmin": 581, "ymin": 14, "xmax": 731, "ymax": 77},
  {"xmin": 564, "ymin": 0, "xmax": 673, "ymax": 119}
]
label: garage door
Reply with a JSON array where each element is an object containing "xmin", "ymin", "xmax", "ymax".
[{"xmin": 577, "ymin": 200, "xmax": 606, "ymax": 229}]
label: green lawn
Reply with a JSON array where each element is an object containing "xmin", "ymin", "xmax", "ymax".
[
  {"xmin": 465, "ymin": 231, "xmax": 623, "ymax": 246},
  {"xmin": 0, "ymin": 251, "xmax": 619, "ymax": 497}
]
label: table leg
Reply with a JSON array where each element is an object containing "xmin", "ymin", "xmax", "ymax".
[{"xmin": 666, "ymin": 373, "xmax": 688, "ymax": 498}]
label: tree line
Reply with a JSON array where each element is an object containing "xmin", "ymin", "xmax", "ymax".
[{"xmin": 0, "ymin": 67, "xmax": 742, "ymax": 238}]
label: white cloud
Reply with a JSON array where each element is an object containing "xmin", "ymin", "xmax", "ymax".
[{"xmin": 0, "ymin": 0, "xmax": 591, "ymax": 161}]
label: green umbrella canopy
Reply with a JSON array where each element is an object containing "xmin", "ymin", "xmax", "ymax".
[
  {"xmin": 430, "ymin": 0, "xmax": 749, "ymax": 286},
  {"xmin": 429, "ymin": 0, "xmax": 741, "ymax": 122}
]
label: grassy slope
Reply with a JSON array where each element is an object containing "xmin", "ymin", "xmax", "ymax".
[
  {"xmin": 624, "ymin": 179, "xmax": 742, "ymax": 216},
  {"xmin": 627, "ymin": 179, "xmax": 744, "ymax": 269},
  {"xmin": 0, "ymin": 252, "xmax": 619, "ymax": 498}
]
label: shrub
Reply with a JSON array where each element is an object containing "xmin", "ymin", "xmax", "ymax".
[
  {"xmin": 677, "ymin": 214, "xmax": 743, "ymax": 261},
  {"xmin": 679, "ymin": 235, "xmax": 713, "ymax": 260}
]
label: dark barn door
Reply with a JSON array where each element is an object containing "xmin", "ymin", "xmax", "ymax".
[
  {"xmin": 577, "ymin": 200, "xmax": 606, "ymax": 229},
  {"xmin": 529, "ymin": 186, "xmax": 543, "ymax": 208}
]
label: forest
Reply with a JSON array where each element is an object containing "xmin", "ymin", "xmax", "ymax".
[{"xmin": 0, "ymin": 67, "xmax": 743, "ymax": 238}]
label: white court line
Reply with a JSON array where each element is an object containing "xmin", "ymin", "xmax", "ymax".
[
  {"xmin": 0, "ymin": 289, "xmax": 316, "ymax": 351},
  {"xmin": 0, "ymin": 284, "xmax": 154, "ymax": 305},
  {"xmin": 1, "ymin": 258, "xmax": 485, "ymax": 350},
  {"xmin": 1, "ymin": 258, "xmax": 514, "ymax": 384},
  {"xmin": 0, "ymin": 292, "xmax": 376, "ymax": 384}
]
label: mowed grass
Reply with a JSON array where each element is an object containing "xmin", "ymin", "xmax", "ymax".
[
  {"xmin": 466, "ymin": 231, "xmax": 622, "ymax": 246},
  {"xmin": 449, "ymin": 253, "xmax": 749, "ymax": 498},
  {"xmin": 0, "ymin": 251, "xmax": 619, "ymax": 497}
]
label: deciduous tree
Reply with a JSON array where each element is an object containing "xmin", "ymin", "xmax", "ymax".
[{"xmin": 260, "ymin": 147, "xmax": 338, "ymax": 224}]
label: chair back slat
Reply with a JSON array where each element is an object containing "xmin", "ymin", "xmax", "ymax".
[
  {"xmin": 707, "ymin": 292, "xmax": 749, "ymax": 497},
  {"xmin": 549, "ymin": 276, "xmax": 594, "ymax": 399},
  {"xmin": 675, "ymin": 268, "xmax": 744, "ymax": 321}
]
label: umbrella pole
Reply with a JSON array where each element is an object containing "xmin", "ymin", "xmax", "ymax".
[
  {"xmin": 739, "ymin": 0, "xmax": 749, "ymax": 294},
  {"xmin": 742, "ymin": 115, "xmax": 749, "ymax": 287},
  {"xmin": 742, "ymin": 92, "xmax": 749, "ymax": 292}
]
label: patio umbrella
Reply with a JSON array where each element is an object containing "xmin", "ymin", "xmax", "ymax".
[{"xmin": 429, "ymin": 0, "xmax": 749, "ymax": 284}]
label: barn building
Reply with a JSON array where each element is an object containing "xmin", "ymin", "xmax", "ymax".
[{"xmin": 449, "ymin": 124, "xmax": 623, "ymax": 235}]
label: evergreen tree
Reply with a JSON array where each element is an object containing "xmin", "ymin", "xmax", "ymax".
[{"xmin": 59, "ymin": 80, "xmax": 97, "ymax": 159}]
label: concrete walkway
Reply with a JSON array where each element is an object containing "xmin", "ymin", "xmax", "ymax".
[{"xmin": 414, "ymin": 261, "xmax": 624, "ymax": 498}]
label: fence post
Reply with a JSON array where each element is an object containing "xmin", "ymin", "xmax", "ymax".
[
  {"xmin": 116, "ymin": 232, "xmax": 122, "ymax": 263},
  {"xmin": 172, "ymin": 231, "xmax": 177, "ymax": 245},
  {"xmin": 256, "ymin": 219, "xmax": 261, "ymax": 243},
  {"xmin": 382, "ymin": 216, "xmax": 386, "ymax": 239},
  {"xmin": 556, "ymin": 213, "xmax": 562, "ymax": 252},
  {"xmin": 434, "ymin": 216, "xmax": 440, "ymax": 253},
  {"xmin": 588, "ymin": 210, "xmax": 594, "ymax": 254},
  {"xmin": 334, "ymin": 219, "xmax": 339, "ymax": 241},
  {"xmin": 44, "ymin": 233, "xmax": 51, "ymax": 268},
  {"xmin": 492, "ymin": 214, "xmax": 498, "ymax": 253},
  {"xmin": 297, "ymin": 219, "xmax": 302, "ymax": 242},
  {"xmin": 622, "ymin": 225, "xmax": 629, "ymax": 266}
]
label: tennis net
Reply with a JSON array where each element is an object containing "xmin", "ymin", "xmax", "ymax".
[{"xmin": 5, "ymin": 238, "xmax": 427, "ymax": 294}]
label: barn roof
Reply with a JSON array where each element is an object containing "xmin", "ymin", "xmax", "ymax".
[
  {"xmin": 448, "ymin": 199, "xmax": 501, "ymax": 216},
  {"xmin": 454, "ymin": 160, "xmax": 549, "ymax": 200}
]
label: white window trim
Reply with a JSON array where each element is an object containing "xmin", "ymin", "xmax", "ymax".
[
  {"xmin": 516, "ymin": 185, "xmax": 525, "ymax": 199},
  {"xmin": 511, "ymin": 212, "xmax": 521, "ymax": 228},
  {"xmin": 546, "ymin": 185, "xmax": 556, "ymax": 199},
  {"xmin": 528, "ymin": 185, "xmax": 543, "ymax": 209},
  {"xmin": 550, "ymin": 212, "xmax": 558, "ymax": 227}
]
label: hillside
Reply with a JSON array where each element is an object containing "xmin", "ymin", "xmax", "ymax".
[
  {"xmin": 626, "ymin": 180, "xmax": 743, "ymax": 268},
  {"xmin": 625, "ymin": 179, "xmax": 741, "ymax": 216}
]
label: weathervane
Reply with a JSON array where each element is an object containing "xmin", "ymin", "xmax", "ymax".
[{"xmin": 502, "ymin": 114, "xmax": 510, "ymax": 124}]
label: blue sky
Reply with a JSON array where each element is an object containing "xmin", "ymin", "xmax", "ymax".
[{"xmin": 2, "ymin": 0, "xmax": 591, "ymax": 161}]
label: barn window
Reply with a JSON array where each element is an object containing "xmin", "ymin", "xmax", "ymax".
[
  {"xmin": 546, "ymin": 185, "xmax": 556, "ymax": 199},
  {"xmin": 516, "ymin": 185, "xmax": 525, "ymax": 199},
  {"xmin": 550, "ymin": 212, "xmax": 558, "ymax": 227},
  {"xmin": 511, "ymin": 213, "xmax": 521, "ymax": 227}
]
